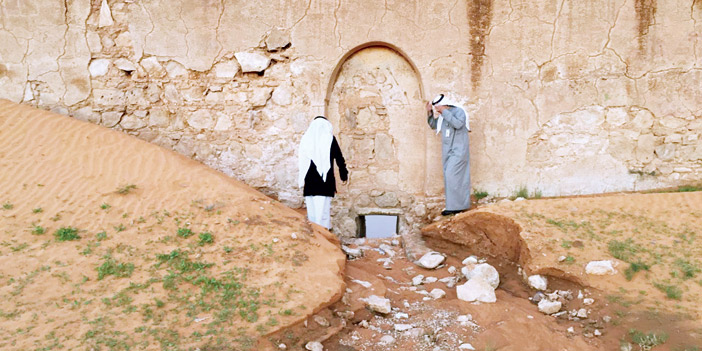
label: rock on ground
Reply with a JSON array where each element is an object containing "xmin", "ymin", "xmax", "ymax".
[
  {"xmin": 528, "ymin": 274, "xmax": 548, "ymax": 291},
  {"xmin": 416, "ymin": 251, "xmax": 445, "ymax": 269},
  {"xmin": 456, "ymin": 277, "xmax": 496, "ymax": 303},
  {"xmin": 361, "ymin": 295, "xmax": 391, "ymax": 314},
  {"xmin": 585, "ymin": 260, "xmax": 615, "ymax": 275},
  {"xmin": 462, "ymin": 263, "xmax": 500, "ymax": 289},
  {"xmin": 537, "ymin": 298, "xmax": 562, "ymax": 314}
]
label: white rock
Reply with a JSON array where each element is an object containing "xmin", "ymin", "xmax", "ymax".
[
  {"xmin": 412, "ymin": 275, "xmax": 424, "ymax": 286},
  {"xmin": 362, "ymin": 295, "xmax": 391, "ymax": 314},
  {"xmin": 265, "ymin": 28, "xmax": 291, "ymax": 51},
  {"xmin": 528, "ymin": 275, "xmax": 548, "ymax": 291},
  {"xmin": 567, "ymin": 327, "xmax": 575, "ymax": 334},
  {"xmin": 140, "ymin": 57, "xmax": 165, "ymax": 77},
  {"xmin": 416, "ymin": 252, "xmax": 445, "ymax": 269},
  {"xmin": 439, "ymin": 276, "xmax": 457, "ymax": 288},
  {"xmin": 456, "ymin": 277, "xmax": 496, "ymax": 303},
  {"xmin": 313, "ymin": 315, "xmax": 330, "ymax": 327},
  {"xmin": 235, "ymin": 52, "xmax": 271, "ymax": 72},
  {"xmin": 602, "ymin": 315, "xmax": 612, "ymax": 323},
  {"xmin": 576, "ymin": 308, "xmax": 588, "ymax": 318},
  {"xmin": 291, "ymin": 233, "xmax": 298, "ymax": 240},
  {"xmin": 459, "ymin": 344, "xmax": 476, "ymax": 350},
  {"xmin": 278, "ymin": 343, "xmax": 287, "ymax": 349},
  {"xmin": 341, "ymin": 245, "xmax": 363, "ymax": 258},
  {"xmin": 585, "ymin": 260, "xmax": 615, "ymax": 275},
  {"xmin": 429, "ymin": 288, "xmax": 446, "ymax": 299},
  {"xmin": 537, "ymin": 299, "xmax": 562, "ymax": 315},
  {"xmin": 114, "ymin": 58, "xmax": 137, "ymax": 72},
  {"xmin": 351, "ymin": 279, "xmax": 372, "ymax": 288},
  {"xmin": 594, "ymin": 329, "xmax": 602, "ymax": 336},
  {"xmin": 463, "ymin": 263, "xmax": 500, "ymax": 289},
  {"xmin": 379, "ymin": 335, "xmax": 395, "ymax": 345},
  {"xmin": 379, "ymin": 244, "xmax": 396, "ymax": 257},
  {"xmin": 462, "ymin": 256, "xmax": 478, "ymax": 265},
  {"xmin": 394, "ymin": 312, "xmax": 408, "ymax": 319},
  {"xmin": 98, "ymin": 0, "xmax": 114, "ymax": 27},
  {"xmin": 165, "ymin": 61, "xmax": 188, "ymax": 78},
  {"xmin": 558, "ymin": 255, "xmax": 567, "ymax": 262},
  {"xmin": 89, "ymin": 59, "xmax": 110, "ymax": 77},
  {"xmin": 447, "ymin": 266, "xmax": 457, "ymax": 274},
  {"xmin": 424, "ymin": 277, "xmax": 438, "ymax": 283},
  {"xmin": 514, "ymin": 197, "xmax": 526, "ymax": 201},
  {"xmin": 305, "ymin": 341, "xmax": 323, "ymax": 351},
  {"xmin": 394, "ymin": 324, "xmax": 413, "ymax": 331},
  {"xmin": 583, "ymin": 298, "xmax": 594, "ymax": 305},
  {"xmin": 214, "ymin": 60, "xmax": 240, "ymax": 79}
]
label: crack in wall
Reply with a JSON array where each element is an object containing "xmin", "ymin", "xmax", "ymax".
[
  {"xmin": 549, "ymin": 0, "xmax": 566, "ymax": 61},
  {"xmin": 447, "ymin": 0, "xmax": 463, "ymax": 35},
  {"xmin": 602, "ymin": 0, "xmax": 628, "ymax": 53},
  {"xmin": 333, "ymin": 0, "xmax": 341, "ymax": 48},
  {"xmin": 214, "ymin": 0, "xmax": 225, "ymax": 61},
  {"xmin": 290, "ymin": 0, "xmax": 311, "ymax": 30},
  {"xmin": 57, "ymin": 0, "xmax": 70, "ymax": 104},
  {"xmin": 635, "ymin": 0, "xmax": 657, "ymax": 54},
  {"xmin": 467, "ymin": 0, "xmax": 493, "ymax": 92}
]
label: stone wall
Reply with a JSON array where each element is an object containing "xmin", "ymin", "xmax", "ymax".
[{"xmin": 1, "ymin": 0, "xmax": 701, "ymax": 237}]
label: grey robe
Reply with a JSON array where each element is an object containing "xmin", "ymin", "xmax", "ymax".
[{"xmin": 427, "ymin": 106, "xmax": 471, "ymax": 211}]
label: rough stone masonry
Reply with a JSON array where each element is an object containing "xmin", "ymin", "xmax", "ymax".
[{"xmin": 0, "ymin": 0, "xmax": 700, "ymax": 237}]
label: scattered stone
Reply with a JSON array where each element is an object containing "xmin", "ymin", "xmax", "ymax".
[
  {"xmin": 404, "ymin": 327, "xmax": 424, "ymax": 338},
  {"xmin": 416, "ymin": 252, "xmax": 445, "ymax": 269},
  {"xmin": 412, "ymin": 275, "xmax": 424, "ymax": 286},
  {"xmin": 567, "ymin": 327, "xmax": 575, "ymax": 334},
  {"xmin": 359, "ymin": 320, "xmax": 369, "ymax": 328},
  {"xmin": 439, "ymin": 276, "xmax": 457, "ymax": 288},
  {"xmin": 379, "ymin": 244, "xmax": 396, "ymax": 257},
  {"xmin": 391, "ymin": 239, "xmax": 400, "ymax": 246},
  {"xmin": 531, "ymin": 291, "xmax": 545, "ymax": 304},
  {"xmin": 341, "ymin": 245, "xmax": 363, "ymax": 259},
  {"xmin": 448, "ymin": 266, "xmax": 457, "ymax": 274},
  {"xmin": 583, "ymin": 298, "xmax": 594, "ymax": 305},
  {"xmin": 602, "ymin": 315, "xmax": 612, "ymax": 323},
  {"xmin": 424, "ymin": 276, "xmax": 438, "ymax": 283},
  {"xmin": 462, "ymin": 263, "xmax": 500, "ymax": 289},
  {"xmin": 379, "ymin": 335, "xmax": 395, "ymax": 345},
  {"xmin": 537, "ymin": 299, "xmax": 562, "ymax": 315},
  {"xmin": 213, "ymin": 60, "xmax": 240, "ymax": 79},
  {"xmin": 361, "ymin": 295, "xmax": 391, "ymax": 314},
  {"xmin": 313, "ymin": 315, "xmax": 329, "ymax": 327},
  {"xmin": 456, "ymin": 278, "xmax": 496, "ymax": 303},
  {"xmin": 514, "ymin": 197, "xmax": 526, "ymax": 201},
  {"xmin": 291, "ymin": 233, "xmax": 298, "ymax": 240},
  {"xmin": 265, "ymin": 28, "xmax": 291, "ymax": 51},
  {"xmin": 558, "ymin": 255, "xmax": 567, "ymax": 262},
  {"xmin": 585, "ymin": 260, "xmax": 615, "ymax": 275},
  {"xmin": 394, "ymin": 312, "xmax": 408, "ymax": 319},
  {"xmin": 576, "ymin": 308, "xmax": 588, "ymax": 318},
  {"xmin": 235, "ymin": 52, "xmax": 271, "ymax": 72},
  {"xmin": 459, "ymin": 343, "xmax": 476, "ymax": 350},
  {"xmin": 577, "ymin": 290, "xmax": 584, "ymax": 299},
  {"xmin": 462, "ymin": 256, "xmax": 478, "ymax": 265},
  {"xmin": 278, "ymin": 343, "xmax": 287, "ymax": 349},
  {"xmin": 430, "ymin": 288, "xmax": 446, "ymax": 299},
  {"xmin": 305, "ymin": 341, "xmax": 323, "ymax": 351},
  {"xmin": 594, "ymin": 329, "xmax": 602, "ymax": 337},
  {"xmin": 351, "ymin": 279, "xmax": 372, "ymax": 288},
  {"xmin": 394, "ymin": 324, "xmax": 413, "ymax": 332},
  {"xmin": 528, "ymin": 275, "xmax": 548, "ymax": 291}
]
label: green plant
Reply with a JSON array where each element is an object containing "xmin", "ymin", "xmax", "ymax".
[
  {"xmin": 32, "ymin": 225, "xmax": 46, "ymax": 235},
  {"xmin": 674, "ymin": 259, "xmax": 700, "ymax": 279},
  {"xmin": 116, "ymin": 184, "xmax": 137, "ymax": 195},
  {"xmin": 564, "ymin": 255, "xmax": 575, "ymax": 264},
  {"xmin": 561, "ymin": 240, "xmax": 572, "ymax": 249},
  {"xmin": 32, "ymin": 207, "xmax": 43, "ymax": 213},
  {"xmin": 114, "ymin": 224, "xmax": 126, "ymax": 232},
  {"xmin": 653, "ymin": 283, "xmax": 682, "ymax": 300},
  {"xmin": 97, "ymin": 256, "xmax": 135, "ymax": 280},
  {"xmin": 676, "ymin": 185, "xmax": 702, "ymax": 192},
  {"xmin": 608, "ymin": 238, "xmax": 640, "ymax": 262},
  {"xmin": 54, "ymin": 227, "xmax": 81, "ymax": 241},
  {"xmin": 96, "ymin": 231, "xmax": 107, "ymax": 241},
  {"xmin": 177, "ymin": 227, "xmax": 193, "ymax": 238},
  {"xmin": 624, "ymin": 261, "xmax": 650, "ymax": 281},
  {"xmin": 628, "ymin": 329, "xmax": 668, "ymax": 348},
  {"xmin": 100, "ymin": 203, "xmax": 111, "ymax": 210},
  {"xmin": 474, "ymin": 190, "xmax": 489, "ymax": 200},
  {"xmin": 198, "ymin": 232, "xmax": 214, "ymax": 246},
  {"xmin": 514, "ymin": 186, "xmax": 529, "ymax": 199},
  {"xmin": 2, "ymin": 202, "xmax": 13, "ymax": 210}
]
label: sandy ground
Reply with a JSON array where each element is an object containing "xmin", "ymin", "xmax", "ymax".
[{"xmin": 0, "ymin": 100, "xmax": 345, "ymax": 350}]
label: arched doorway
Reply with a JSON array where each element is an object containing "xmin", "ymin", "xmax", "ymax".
[{"xmin": 326, "ymin": 43, "xmax": 437, "ymax": 237}]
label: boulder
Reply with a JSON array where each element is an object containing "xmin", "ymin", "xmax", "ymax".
[
  {"xmin": 416, "ymin": 251, "xmax": 445, "ymax": 269},
  {"xmin": 429, "ymin": 288, "xmax": 446, "ymax": 299},
  {"xmin": 462, "ymin": 263, "xmax": 500, "ymax": 289},
  {"xmin": 585, "ymin": 260, "xmax": 615, "ymax": 275},
  {"xmin": 537, "ymin": 298, "xmax": 562, "ymax": 314},
  {"xmin": 528, "ymin": 275, "xmax": 548, "ymax": 291},
  {"xmin": 305, "ymin": 341, "xmax": 323, "ymax": 351},
  {"xmin": 456, "ymin": 277, "xmax": 496, "ymax": 303},
  {"xmin": 361, "ymin": 295, "xmax": 391, "ymax": 314}
]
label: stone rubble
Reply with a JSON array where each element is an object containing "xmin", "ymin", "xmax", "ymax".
[
  {"xmin": 361, "ymin": 295, "xmax": 392, "ymax": 314},
  {"xmin": 416, "ymin": 252, "xmax": 446, "ymax": 269},
  {"xmin": 527, "ymin": 274, "xmax": 548, "ymax": 291},
  {"xmin": 537, "ymin": 298, "xmax": 562, "ymax": 315},
  {"xmin": 585, "ymin": 260, "xmax": 616, "ymax": 275}
]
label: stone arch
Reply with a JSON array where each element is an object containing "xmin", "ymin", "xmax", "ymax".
[{"xmin": 325, "ymin": 43, "xmax": 441, "ymax": 237}]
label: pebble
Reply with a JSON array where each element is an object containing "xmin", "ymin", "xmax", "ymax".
[
  {"xmin": 462, "ymin": 256, "xmax": 479, "ymax": 265},
  {"xmin": 394, "ymin": 323, "xmax": 413, "ymax": 331},
  {"xmin": 313, "ymin": 315, "xmax": 330, "ymax": 327},
  {"xmin": 429, "ymin": 288, "xmax": 446, "ymax": 299},
  {"xmin": 424, "ymin": 276, "xmax": 438, "ymax": 283},
  {"xmin": 361, "ymin": 295, "xmax": 391, "ymax": 314},
  {"xmin": 594, "ymin": 329, "xmax": 602, "ymax": 336},
  {"xmin": 305, "ymin": 341, "xmax": 323, "ymax": 351},
  {"xmin": 448, "ymin": 266, "xmax": 457, "ymax": 274},
  {"xmin": 412, "ymin": 275, "xmax": 425, "ymax": 286},
  {"xmin": 278, "ymin": 343, "xmax": 287, "ymax": 349},
  {"xmin": 417, "ymin": 252, "xmax": 446, "ymax": 269},
  {"xmin": 379, "ymin": 335, "xmax": 396, "ymax": 345},
  {"xmin": 537, "ymin": 299, "xmax": 562, "ymax": 314},
  {"xmin": 567, "ymin": 327, "xmax": 575, "ymax": 334},
  {"xmin": 583, "ymin": 298, "xmax": 594, "ymax": 305},
  {"xmin": 458, "ymin": 343, "xmax": 476, "ymax": 350}
]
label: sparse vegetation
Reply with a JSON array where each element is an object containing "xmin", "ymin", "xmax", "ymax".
[
  {"xmin": 100, "ymin": 203, "xmax": 111, "ymax": 210},
  {"xmin": 653, "ymin": 283, "xmax": 682, "ymax": 300},
  {"xmin": 32, "ymin": 207, "xmax": 43, "ymax": 213},
  {"xmin": 474, "ymin": 190, "xmax": 489, "ymax": 200},
  {"xmin": 627, "ymin": 329, "xmax": 668, "ymax": 349},
  {"xmin": 198, "ymin": 232, "xmax": 214, "ymax": 246},
  {"xmin": 116, "ymin": 184, "xmax": 137, "ymax": 195},
  {"xmin": 177, "ymin": 227, "xmax": 193, "ymax": 238},
  {"xmin": 2, "ymin": 202, "xmax": 13, "ymax": 210},
  {"xmin": 96, "ymin": 256, "xmax": 135, "ymax": 280},
  {"xmin": 673, "ymin": 259, "xmax": 700, "ymax": 280},
  {"xmin": 31, "ymin": 225, "xmax": 46, "ymax": 235},
  {"xmin": 54, "ymin": 227, "xmax": 80, "ymax": 241}
]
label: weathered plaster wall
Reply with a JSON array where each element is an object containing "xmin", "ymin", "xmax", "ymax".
[{"xmin": 1, "ymin": 0, "xmax": 701, "ymax": 237}]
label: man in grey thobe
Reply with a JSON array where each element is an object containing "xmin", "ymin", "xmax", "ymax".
[{"xmin": 426, "ymin": 94, "xmax": 471, "ymax": 216}]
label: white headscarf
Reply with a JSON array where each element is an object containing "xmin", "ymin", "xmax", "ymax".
[
  {"xmin": 432, "ymin": 94, "xmax": 470, "ymax": 134},
  {"xmin": 298, "ymin": 117, "xmax": 334, "ymax": 188}
]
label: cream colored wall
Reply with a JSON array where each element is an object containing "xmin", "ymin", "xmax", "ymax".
[{"xmin": 1, "ymin": 0, "xmax": 700, "ymax": 236}]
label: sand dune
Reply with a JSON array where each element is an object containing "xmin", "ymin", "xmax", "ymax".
[{"xmin": 0, "ymin": 100, "xmax": 345, "ymax": 350}]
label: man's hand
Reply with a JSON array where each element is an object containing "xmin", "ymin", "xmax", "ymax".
[{"xmin": 425, "ymin": 101, "xmax": 433, "ymax": 112}]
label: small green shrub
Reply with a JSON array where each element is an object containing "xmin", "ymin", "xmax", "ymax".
[
  {"xmin": 116, "ymin": 184, "xmax": 137, "ymax": 195},
  {"xmin": 2, "ymin": 202, "xmax": 13, "ymax": 210},
  {"xmin": 55, "ymin": 227, "xmax": 81, "ymax": 241},
  {"xmin": 654, "ymin": 283, "xmax": 682, "ymax": 300},
  {"xmin": 198, "ymin": 232, "xmax": 214, "ymax": 246},
  {"xmin": 624, "ymin": 261, "xmax": 650, "ymax": 281},
  {"xmin": 628, "ymin": 329, "xmax": 668, "ymax": 348},
  {"xmin": 473, "ymin": 190, "xmax": 489, "ymax": 200},
  {"xmin": 31, "ymin": 225, "xmax": 46, "ymax": 235},
  {"xmin": 32, "ymin": 207, "xmax": 43, "ymax": 213},
  {"xmin": 96, "ymin": 231, "xmax": 107, "ymax": 241},
  {"xmin": 514, "ymin": 186, "xmax": 529, "ymax": 199},
  {"xmin": 177, "ymin": 227, "xmax": 193, "ymax": 238},
  {"xmin": 674, "ymin": 259, "xmax": 700, "ymax": 280},
  {"xmin": 608, "ymin": 238, "xmax": 640, "ymax": 262},
  {"xmin": 100, "ymin": 203, "xmax": 111, "ymax": 210},
  {"xmin": 97, "ymin": 256, "xmax": 135, "ymax": 280}
]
